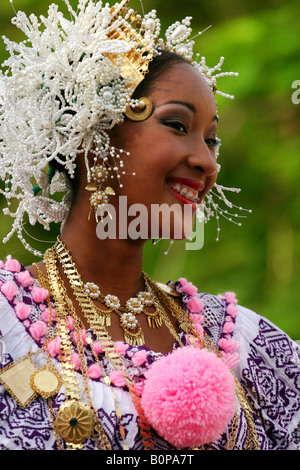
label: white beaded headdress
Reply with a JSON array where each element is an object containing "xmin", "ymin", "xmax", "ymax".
[{"xmin": 0, "ymin": 0, "xmax": 247, "ymax": 256}]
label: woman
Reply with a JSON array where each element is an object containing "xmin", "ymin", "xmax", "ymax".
[{"xmin": 0, "ymin": 0, "xmax": 299, "ymax": 451}]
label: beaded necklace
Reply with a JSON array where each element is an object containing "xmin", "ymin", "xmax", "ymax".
[{"xmin": 35, "ymin": 238, "xmax": 260, "ymax": 450}]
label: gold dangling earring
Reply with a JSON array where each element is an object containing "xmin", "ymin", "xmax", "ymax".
[
  {"xmin": 125, "ymin": 97, "xmax": 153, "ymax": 122},
  {"xmin": 86, "ymin": 163, "xmax": 115, "ymax": 223}
]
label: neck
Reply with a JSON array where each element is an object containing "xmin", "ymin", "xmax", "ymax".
[{"xmin": 59, "ymin": 210, "xmax": 146, "ymax": 304}]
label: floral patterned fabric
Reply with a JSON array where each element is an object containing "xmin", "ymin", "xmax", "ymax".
[{"xmin": 0, "ymin": 257, "xmax": 299, "ymax": 450}]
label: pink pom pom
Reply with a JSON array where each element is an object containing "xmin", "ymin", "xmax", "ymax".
[
  {"xmin": 71, "ymin": 329, "xmax": 87, "ymax": 346},
  {"xmin": 15, "ymin": 302, "xmax": 31, "ymax": 320},
  {"xmin": 178, "ymin": 278, "xmax": 188, "ymax": 286},
  {"xmin": 47, "ymin": 336, "xmax": 61, "ymax": 357},
  {"xmin": 186, "ymin": 297, "xmax": 204, "ymax": 313},
  {"xmin": 5, "ymin": 255, "xmax": 21, "ymax": 273},
  {"xmin": 31, "ymin": 286, "xmax": 49, "ymax": 303},
  {"xmin": 194, "ymin": 323, "xmax": 204, "ymax": 336},
  {"xmin": 135, "ymin": 379, "xmax": 145, "ymax": 396},
  {"xmin": 92, "ymin": 340, "xmax": 104, "ymax": 355},
  {"xmin": 180, "ymin": 282, "xmax": 198, "ymax": 296},
  {"xmin": 223, "ymin": 321, "xmax": 235, "ymax": 333},
  {"xmin": 141, "ymin": 347, "xmax": 236, "ymax": 449},
  {"xmin": 29, "ymin": 320, "xmax": 47, "ymax": 340},
  {"xmin": 190, "ymin": 313, "xmax": 204, "ymax": 324},
  {"xmin": 109, "ymin": 370, "xmax": 126, "ymax": 387},
  {"xmin": 226, "ymin": 303, "xmax": 238, "ymax": 317},
  {"xmin": 218, "ymin": 338, "xmax": 239, "ymax": 352},
  {"xmin": 221, "ymin": 352, "xmax": 240, "ymax": 369},
  {"xmin": 224, "ymin": 292, "xmax": 238, "ymax": 304},
  {"xmin": 88, "ymin": 363, "xmax": 102, "ymax": 379},
  {"xmin": 71, "ymin": 352, "xmax": 81, "ymax": 370},
  {"xmin": 185, "ymin": 334, "xmax": 201, "ymax": 347},
  {"xmin": 40, "ymin": 307, "xmax": 56, "ymax": 323},
  {"xmin": 66, "ymin": 316, "xmax": 75, "ymax": 331},
  {"xmin": 1, "ymin": 281, "xmax": 17, "ymax": 300},
  {"xmin": 115, "ymin": 341, "xmax": 129, "ymax": 355},
  {"xmin": 0, "ymin": 260, "xmax": 5, "ymax": 269},
  {"xmin": 132, "ymin": 349, "xmax": 148, "ymax": 366},
  {"xmin": 17, "ymin": 270, "xmax": 33, "ymax": 287}
]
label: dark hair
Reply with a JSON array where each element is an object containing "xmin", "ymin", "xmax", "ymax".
[{"xmin": 132, "ymin": 50, "xmax": 190, "ymax": 100}]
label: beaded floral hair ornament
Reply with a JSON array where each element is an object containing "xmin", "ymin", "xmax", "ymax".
[{"xmin": 0, "ymin": 0, "xmax": 246, "ymax": 256}]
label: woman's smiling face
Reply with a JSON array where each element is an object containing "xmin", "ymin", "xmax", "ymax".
[{"xmin": 109, "ymin": 61, "xmax": 220, "ymax": 240}]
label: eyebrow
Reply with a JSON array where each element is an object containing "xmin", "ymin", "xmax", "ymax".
[{"xmin": 158, "ymin": 100, "xmax": 219, "ymax": 123}]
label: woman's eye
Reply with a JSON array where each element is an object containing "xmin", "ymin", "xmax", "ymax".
[
  {"xmin": 205, "ymin": 137, "xmax": 221, "ymax": 149},
  {"xmin": 162, "ymin": 120, "xmax": 188, "ymax": 134}
]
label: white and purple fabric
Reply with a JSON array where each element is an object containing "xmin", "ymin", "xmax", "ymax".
[{"xmin": 0, "ymin": 256, "xmax": 299, "ymax": 450}]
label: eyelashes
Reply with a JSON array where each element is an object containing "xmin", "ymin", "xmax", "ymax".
[
  {"xmin": 161, "ymin": 118, "xmax": 221, "ymax": 149},
  {"xmin": 205, "ymin": 137, "xmax": 222, "ymax": 149},
  {"xmin": 161, "ymin": 119, "xmax": 188, "ymax": 134}
]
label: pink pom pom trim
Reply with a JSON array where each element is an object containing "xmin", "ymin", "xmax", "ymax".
[
  {"xmin": 88, "ymin": 363, "xmax": 102, "ymax": 379},
  {"xmin": 40, "ymin": 307, "xmax": 57, "ymax": 323},
  {"xmin": 186, "ymin": 296, "xmax": 204, "ymax": 313},
  {"xmin": 92, "ymin": 340, "xmax": 104, "ymax": 355},
  {"xmin": 71, "ymin": 352, "xmax": 81, "ymax": 370},
  {"xmin": 66, "ymin": 315, "xmax": 75, "ymax": 331},
  {"xmin": 109, "ymin": 370, "xmax": 126, "ymax": 387},
  {"xmin": 115, "ymin": 341, "xmax": 129, "ymax": 355},
  {"xmin": 17, "ymin": 270, "xmax": 33, "ymax": 287},
  {"xmin": 1, "ymin": 281, "xmax": 17, "ymax": 300},
  {"xmin": 141, "ymin": 347, "xmax": 236, "ymax": 449},
  {"xmin": 29, "ymin": 320, "xmax": 47, "ymax": 340},
  {"xmin": 15, "ymin": 302, "xmax": 31, "ymax": 320},
  {"xmin": 31, "ymin": 286, "xmax": 49, "ymax": 303},
  {"xmin": 218, "ymin": 337, "xmax": 239, "ymax": 352},
  {"xmin": 132, "ymin": 349, "xmax": 148, "ymax": 366},
  {"xmin": 47, "ymin": 336, "xmax": 61, "ymax": 357},
  {"xmin": 226, "ymin": 303, "xmax": 238, "ymax": 317},
  {"xmin": 180, "ymin": 282, "xmax": 198, "ymax": 296},
  {"xmin": 5, "ymin": 255, "xmax": 21, "ymax": 273},
  {"xmin": 224, "ymin": 292, "xmax": 238, "ymax": 304},
  {"xmin": 223, "ymin": 321, "xmax": 235, "ymax": 333}
]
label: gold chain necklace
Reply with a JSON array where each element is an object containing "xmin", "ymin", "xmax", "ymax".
[
  {"xmin": 48, "ymin": 242, "xmax": 155, "ymax": 450},
  {"xmin": 43, "ymin": 249, "xmax": 112, "ymax": 450},
  {"xmin": 45, "ymin": 238, "xmax": 260, "ymax": 450}
]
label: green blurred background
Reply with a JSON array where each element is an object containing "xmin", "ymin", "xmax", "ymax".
[{"xmin": 0, "ymin": 0, "xmax": 299, "ymax": 339}]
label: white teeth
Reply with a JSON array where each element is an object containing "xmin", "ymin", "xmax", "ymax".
[{"xmin": 168, "ymin": 181, "xmax": 199, "ymax": 203}]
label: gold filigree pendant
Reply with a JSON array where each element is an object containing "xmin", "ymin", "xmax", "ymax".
[
  {"xmin": 30, "ymin": 366, "xmax": 62, "ymax": 399},
  {"xmin": 55, "ymin": 400, "xmax": 95, "ymax": 445}
]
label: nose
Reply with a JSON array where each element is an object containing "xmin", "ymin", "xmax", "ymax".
[{"xmin": 186, "ymin": 140, "xmax": 219, "ymax": 178}]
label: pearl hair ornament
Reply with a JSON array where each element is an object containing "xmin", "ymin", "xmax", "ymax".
[{"xmin": 0, "ymin": 0, "xmax": 245, "ymax": 256}]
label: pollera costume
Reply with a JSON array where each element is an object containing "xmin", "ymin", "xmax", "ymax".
[{"xmin": 0, "ymin": 255, "xmax": 299, "ymax": 450}]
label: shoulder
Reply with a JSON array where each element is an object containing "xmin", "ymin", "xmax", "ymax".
[{"xmin": 167, "ymin": 278, "xmax": 240, "ymax": 358}]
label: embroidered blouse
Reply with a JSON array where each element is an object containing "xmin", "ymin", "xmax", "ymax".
[{"xmin": 0, "ymin": 256, "xmax": 299, "ymax": 450}]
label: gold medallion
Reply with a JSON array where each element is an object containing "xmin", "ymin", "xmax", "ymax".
[
  {"xmin": 30, "ymin": 366, "xmax": 62, "ymax": 399},
  {"xmin": 0, "ymin": 357, "xmax": 37, "ymax": 408},
  {"xmin": 55, "ymin": 400, "xmax": 95, "ymax": 445}
]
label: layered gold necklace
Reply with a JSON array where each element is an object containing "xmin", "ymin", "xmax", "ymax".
[{"xmin": 38, "ymin": 237, "xmax": 260, "ymax": 450}]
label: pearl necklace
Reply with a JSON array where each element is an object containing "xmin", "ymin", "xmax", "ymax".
[{"xmin": 82, "ymin": 272, "xmax": 163, "ymax": 347}]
